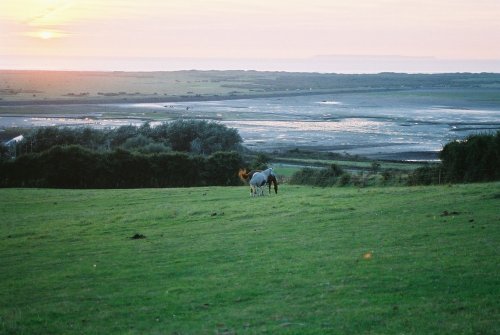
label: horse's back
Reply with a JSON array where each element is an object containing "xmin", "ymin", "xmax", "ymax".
[
  {"xmin": 263, "ymin": 168, "xmax": 273, "ymax": 176},
  {"xmin": 250, "ymin": 171, "xmax": 266, "ymax": 187}
]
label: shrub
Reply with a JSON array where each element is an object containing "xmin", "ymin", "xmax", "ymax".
[
  {"xmin": 289, "ymin": 168, "xmax": 318, "ymax": 185},
  {"xmin": 164, "ymin": 120, "xmax": 242, "ymax": 154},
  {"xmin": 440, "ymin": 132, "xmax": 500, "ymax": 183},
  {"xmin": 290, "ymin": 164, "xmax": 346, "ymax": 187},
  {"xmin": 407, "ymin": 165, "xmax": 442, "ymax": 186},
  {"xmin": 16, "ymin": 121, "xmax": 243, "ymax": 157},
  {"xmin": 121, "ymin": 135, "xmax": 154, "ymax": 150},
  {"xmin": 250, "ymin": 153, "xmax": 271, "ymax": 170},
  {"xmin": 316, "ymin": 164, "xmax": 344, "ymax": 187},
  {"xmin": 337, "ymin": 173, "xmax": 351, "ymax": 186},
  {"xmin": 406, "ymin": 132, "xmax": 500, "ymax": 185}
]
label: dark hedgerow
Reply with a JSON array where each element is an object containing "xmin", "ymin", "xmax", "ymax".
[
  {"xmin": 1, "ymin": 121, "xmax": 246, "ymax": 188},
  {"xmin": 0, "ymin": 145, "xmax": 245, "ymax": 188}
]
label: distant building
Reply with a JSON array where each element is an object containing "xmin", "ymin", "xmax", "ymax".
[
  {"xmin": 3, "ymin": 135, "xmax": 24, "ymax": 159},
  {"xmin": 5, "ymin": 135, "xmax": 24, "ymax": 146}
]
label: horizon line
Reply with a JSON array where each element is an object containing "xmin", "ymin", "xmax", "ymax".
[{"xmin": 1, "ymin": 55, "xmax": 500, "ymax": 74}]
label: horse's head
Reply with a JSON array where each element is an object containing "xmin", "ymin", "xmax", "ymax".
[{"xmin": 268, "ymin": 174, "xmax": 278, "ymax": 194}]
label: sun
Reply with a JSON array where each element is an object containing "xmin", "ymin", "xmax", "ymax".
[
  {"xmin": 31, "ymin": 29, "xmax": 69, "ymax": 41},
  {"xmin": 24, "ymin": 29, "xmax": 67, "ymax": 40},
  {"xmin": 39, "ymin": 31, "xmax": 55, "ymax": 40}
]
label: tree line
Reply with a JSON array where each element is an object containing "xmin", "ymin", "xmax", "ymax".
[
  {"xmin": 2, "ymin": 124, "xmax": 498, "ymax": 188},
  {"xmin": 289, "ymin": 132, "xmax": 500, "ymax": 187},
  {"xmin": 408, "ymin": 132, "xmax": 500, "ymax": 185},
  {"xmin": 7, "ymin": 120, "xmax": 242, "ymax": 157},
  {"xmin": 0, "ymin": 121, "xmax": 246, "ymax": 188}
]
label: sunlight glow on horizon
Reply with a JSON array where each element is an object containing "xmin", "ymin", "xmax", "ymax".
[{"xmin": 1, "ymin": 0, "xmax": 499, "ymax": 72}]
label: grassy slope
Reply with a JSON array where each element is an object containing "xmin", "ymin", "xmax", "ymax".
[{"xmin": 1, "ymin": 183, "xmax": 499, "ymax": 334}]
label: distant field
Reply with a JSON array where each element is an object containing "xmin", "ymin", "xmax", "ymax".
[
  {"xmin": 0, "ymin": 70, "xmax": 258, "ymax": 103},
  {"xmin": 2, "ymin": 70, "xmax": 500, "ymax": 105},
  {"xmin": 1, "ymin": 183, "xmax": 499, "ymax": 334}
]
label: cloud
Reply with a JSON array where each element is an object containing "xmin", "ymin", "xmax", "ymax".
[{"xmin": 25, "ymin": 1, "xmax": 74, "ymax": 26}]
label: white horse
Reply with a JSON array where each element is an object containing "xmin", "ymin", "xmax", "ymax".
[
  {"xmin": 249, "ymin": 168, "xmax": 273, "ymax": 197},
  {"xmin": 239, "ymin": 168, "xmax": 278, "ymax": 195}
]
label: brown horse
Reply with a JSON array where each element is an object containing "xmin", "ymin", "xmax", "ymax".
[{"xmin": 238, "ymin": 168, "xmax": 278, "ymax": 195}]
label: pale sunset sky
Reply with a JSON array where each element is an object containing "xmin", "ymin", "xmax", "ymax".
[{"xmin": 1, "ymin": 0, "xmax": 499, "ymax": 72}]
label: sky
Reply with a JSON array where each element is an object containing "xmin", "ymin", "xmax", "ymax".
[{"xmin": 1, "ymin": 0, "xmax": 500, "ymax": 72}]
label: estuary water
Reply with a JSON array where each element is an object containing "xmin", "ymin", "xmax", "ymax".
[
  {"xmin": 128, "ymin": 90, "xmax": 500, "ymax": 160},
  {"xmin": 1, "ymin": 90, "xmax": 499, "ymax": 160}
]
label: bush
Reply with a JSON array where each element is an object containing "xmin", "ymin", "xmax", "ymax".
[
  {"xmin": 440, "ymin": 132, "xmax": 500, "ymax": 183},
  {"xmin": 337, "ymin": 173, "xmax": 351, "ymax": 186},
  {"xmin": 407, "ymin": 165, "xmax": 442, "ymax": 186},
  {"xmin": 16, "ymin": 121, "xmax": 243, "ymax": 156},
  {"xmin": 316, "ymin": 164, "xmax": 344, "ymax": 187},
  {"xmin": 290, "ymin": 164, "xmax": 346, "ymax": 187},
  {"xmin": 161, "ymin": 120, "xmax": 242, "ymax": 154},
  {"xmin": 121, "ymin": 135, "xmax": 154, "ymax": 150},
  {"xmin": 289, "ymin": 168, "xmax": 318, "ymax": 185},
  {"xmin": 407, "ymin": 132, "xmax": 500, "ymax": 185},
  {"xmin": 251, "ymin": 153, "xmax": 270, "ymax": 170}
]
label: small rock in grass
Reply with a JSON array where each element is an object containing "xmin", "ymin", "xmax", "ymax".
[{"xmin": 363, "ymin": 252, "xmax": 373, "ymax": 259}]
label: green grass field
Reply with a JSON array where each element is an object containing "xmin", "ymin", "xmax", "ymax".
[{"xmin": 1, "ymin": 183, "xmax": 499, "ymax": 334}]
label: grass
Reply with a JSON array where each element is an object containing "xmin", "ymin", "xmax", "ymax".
[{"xmin": 1, "ymin": 183, "xmax": 499, "ymax": 334}]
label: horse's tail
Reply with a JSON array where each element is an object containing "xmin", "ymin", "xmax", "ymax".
[{"xmin": 238, "ymin": 168, "xmax": 250, "ymax": 182}]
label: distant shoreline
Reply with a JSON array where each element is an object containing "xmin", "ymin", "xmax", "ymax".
[{"xmin": 0, "ymin": 88, "xmax": 404, "ymax": 107}]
